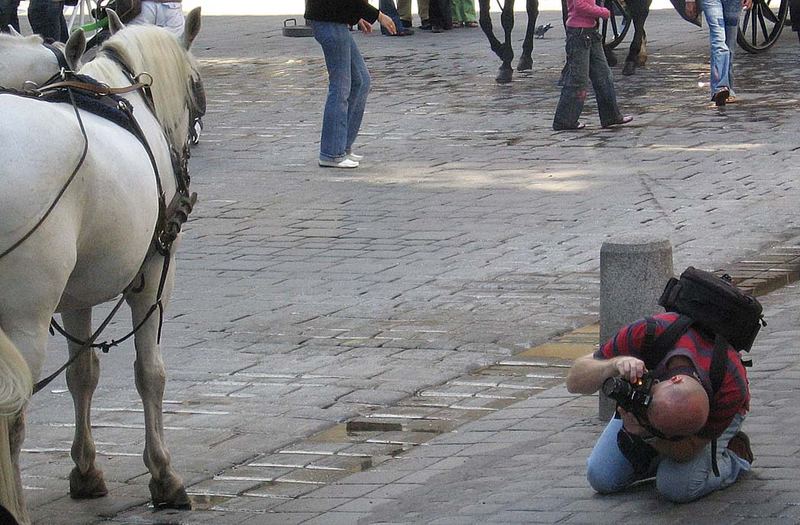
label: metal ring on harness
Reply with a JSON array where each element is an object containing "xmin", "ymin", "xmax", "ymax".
[{"xmin": 135, "ymin": 71, "xmax": 153, "ymax": 87}]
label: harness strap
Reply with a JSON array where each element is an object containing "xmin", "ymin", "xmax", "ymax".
[
  {"xmin": 37, "ymin": 76, "xmax": 152, "ymax": 98},
  {"xmin": 42, "ymin": 42, "xmax": 70, "ymax": 71},
  {"xmin": 34, "ymin": 282, "xmax": 131, "ymax": 394}
]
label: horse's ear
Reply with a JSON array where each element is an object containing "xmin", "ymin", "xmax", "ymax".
[
  {"xmin": 65, "ymin": 30, "xmax": 86, "ymax": 71},
  {"xmin": 182, "ymin": 7, "xmax": 201, "ymax": 49},
  {"xmin": 106, "ymin": 9, "xmax": 124, "ymax": 35},
  {"xmin": 8, "ymin": 25, "xmax": 22, "ymax": 37}
]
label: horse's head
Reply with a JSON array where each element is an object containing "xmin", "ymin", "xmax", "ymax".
[
  {"xmin": 92, "ymin": 7, "xmax": 204, "ymax": 151},
  {"xmin": 0, "ymin": 30, "xmax": 85, "ymax": 90}
]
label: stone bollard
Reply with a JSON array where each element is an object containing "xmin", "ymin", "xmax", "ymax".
[{"xmin": 598, "ymin": 234, "xmax": 673, "ymax": 421}]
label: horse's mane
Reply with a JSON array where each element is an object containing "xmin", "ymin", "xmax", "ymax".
[
  {"xmin": 0, "ymin": 32, "xmax": 44, "ymax": 47},
  {"xmin": 79, "ymin": 25, "xmax": 200, "ymax": 151}
]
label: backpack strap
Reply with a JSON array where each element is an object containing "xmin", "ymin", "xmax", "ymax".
[
  {"xmin": 641, "ymin": 314, "xmax": 694, "ymax": 370},
  {"xmin": 708, "ymin": 334, "xmax": 731, "ymax": 478}
]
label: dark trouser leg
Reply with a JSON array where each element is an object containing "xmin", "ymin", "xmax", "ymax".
[
  {"xmin": 553, "ymin": 29, "xmax": 591, "ymax": 129},
  {"xmin": 587, "ymin": 32, "xmax": 623, "ymax": 126}
]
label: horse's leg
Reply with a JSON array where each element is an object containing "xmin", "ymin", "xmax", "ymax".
[
  {"xmin": 601, "ymin": 0, "xmax": 618, "ymax": 66},
  {"xmin": 127, "ymin": 253, "xmax": 189, "ymax": 509},
  {"xmin": 622, "ymin": 0, "xmax": 650, "ymax": 75},
  {"xmin": 478, "ymin": 0, "xmax": 514, "ymax": 83},
  {"xmin": 63, "ymin": 308, "xmax": 108, "ymax": 499},
  {"xmin": 496, "ymin": 0, "xmax": 516, "ymax": 82},
  {"xmin": 518, "ymin": 0, "xmax": 539, "ymax": 71}
]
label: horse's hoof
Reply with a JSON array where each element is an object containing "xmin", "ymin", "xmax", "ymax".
[
  {"xmin": 622, "ymin": 61, "xmax": 636, "ymax": 76},
  {"xmin": 517, "ymin": 55, "xmax": 533, "ymax": 71},
  {"xmin": 495, "ymin": 65, "xmax": 513, "ymax": 84},
  {"xmin": 150, "ymin": 478, "xmax": 192, "ymax": 510},
  {"xmin": 69, "ymin": 467, "xmax": 108, "ymax": 499}
]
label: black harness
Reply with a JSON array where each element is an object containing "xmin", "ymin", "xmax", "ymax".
[{"xmin": 0, "ymin": 49, "xmax": 197, "ymax": 394}]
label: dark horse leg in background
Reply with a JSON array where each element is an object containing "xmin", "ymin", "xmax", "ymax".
[
  {"xmin": 517, "ymin": 0, "xmax": 539, "ymax": 71},
  {"xmin": 479, "ymin": 0, "xmax": 517, "ymax": 83},
  {"xmin": 621, "ymin": 0, "xmax": 651, "ymax": 75}
]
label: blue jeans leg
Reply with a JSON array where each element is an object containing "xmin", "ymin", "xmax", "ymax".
[
  {"xmin": 656, "ymin": 413, "xmax": 751, "ymax": 503},
  {"xmin": 701, "ymin": 0, "xmax": 741, "ymax": 96},
  {"xmin": 586, "ymin": 417, "xmax": 658, "ymax": 493},
  {"xmin": 345, "ymin": 42, "xmax": 370, "ymax": 153},
  {"xmin": 311, "ymin": 21, "xmax": 371, "ymax": 162}
]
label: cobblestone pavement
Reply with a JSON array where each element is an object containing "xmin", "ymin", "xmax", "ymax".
[{"xmin": 18, "ymin": 10, "xmax": 800, "ymax": 524}]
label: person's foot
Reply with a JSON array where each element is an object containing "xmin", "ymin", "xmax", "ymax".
[
  {"xmin": 553, "ymin": 121, "xmax": 586, "ymax": 131},
  {"xmin": 713, "ymin": 87, "xmax": 730, "ymax": 106},
  {"xmin": 419, "ymin": 19, "xmax": 431, "ymax": 30},
  {"xmin": 319, "ymin": 158, "xmax": 359, "ymax": 168},
  {"xmin": 431, "ymin": 25, "xmax": 443, "ymax": 33},
  {"xmin": 464, "ymin": 21, "xmax": 479, "ymax": 28},
  {"xmin": 727, "ymin": 431, "xmax": 754, "ymax": 464},
  {"xmin": 346, "ymin": 151, "xmax": 363, "ymax": 162},
  {"xmin": 601, "ymin": 115, "xmax": 633, "ymax": 128},
  {"xmin": 385, "ymin": 27, "xmax": 415, "ymax": 36},
  {"xmin": 401, "ymin": 19, "xmax": 412, "ymax": 28}
]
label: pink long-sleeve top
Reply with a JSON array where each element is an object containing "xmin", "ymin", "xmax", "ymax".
[{"xmin": 565, "ymin": 0, "xmax": 610, "ymax": 28}]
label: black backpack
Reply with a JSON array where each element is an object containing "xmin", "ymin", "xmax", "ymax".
[{"xmin": 642, "ymin": 267, "xmax": 765, "ymax": 474}]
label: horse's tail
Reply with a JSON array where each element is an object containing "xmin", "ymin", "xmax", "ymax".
[
  {"xmin": 0, "ymin": 326, "xmax": 32, "ymax": 525},
  {"xmin": 0, "ymin": 326, "xmax": 31, "ymax": 419}
]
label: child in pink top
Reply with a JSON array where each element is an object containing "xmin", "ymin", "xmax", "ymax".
[{"xmin": 553, "ymin": 0, "xmax": 632, "ymax": 130}]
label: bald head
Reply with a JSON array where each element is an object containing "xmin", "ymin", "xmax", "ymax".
[{"xmin": 647, "ymin": 375, "xmax": 710, "ymax": 437}]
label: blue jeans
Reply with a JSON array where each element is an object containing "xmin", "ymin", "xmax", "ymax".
[
  {"xmin": 553, "ymin": 27, "xmax": 622, "ymax": 129},
  {"xmin": 699, "ymin": 0, "xmax": 741, "ymax": 97},
  {"xmin": 310, "ymin": 21, "xmax": 371, "ymax": 163},
  {"xmin": 586, "ymin": 413, "xmax": 751, "ymax": 502}
]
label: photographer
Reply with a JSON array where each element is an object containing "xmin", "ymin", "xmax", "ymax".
[{"xmin": 566, "ymin": 311, "xmax": 753, "ymax": 502}]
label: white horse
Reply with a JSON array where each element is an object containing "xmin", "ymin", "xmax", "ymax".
[
  {"xmin": 0, "ymin": 29, "xmax": 84, "ymax": 90},
  {"xmin": 0, "ymin": 8, "xmax": 203, "ymax": 524}
]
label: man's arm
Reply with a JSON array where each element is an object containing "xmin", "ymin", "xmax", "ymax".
[{"xmin": 566, "ymin": 353, "xmax": 646, "ymax": 394}]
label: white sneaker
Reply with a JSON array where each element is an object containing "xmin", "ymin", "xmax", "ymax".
[
  {"xmin": 346, "ymin": 152, "xmax": 364, "ymax": 162},
  {"xmin": 319, "ymin": 158, "xmax": 359, "ymax": 168}
]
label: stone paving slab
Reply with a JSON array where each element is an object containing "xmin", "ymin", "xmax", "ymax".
[{"xmin": 14, "ymin": 9, "xmax": 800, "ymax": 525}]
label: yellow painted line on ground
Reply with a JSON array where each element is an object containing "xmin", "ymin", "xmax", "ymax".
[{"xmin": 517, "ymin": 323, "xmax": 599, "ymax": 360}]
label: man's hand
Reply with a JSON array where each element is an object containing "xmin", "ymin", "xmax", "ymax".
[
  {"xmin": 377, "ymin": 12, "xmax": 396, "ymax": 35},
  {"xmin": 357, "ymin": 19, "xmax": 373, "ymax": 33},
  {"xmin": 742, "ymin": 0, "xmax": 752, "ymax": 9},
  {"xmin": 612, "ymin": 356, "xmax": 646, "ymax": 383}
]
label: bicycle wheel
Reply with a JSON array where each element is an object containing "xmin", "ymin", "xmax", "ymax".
[
  {"xmin": 603, "ymin": 0, "xmax": 632, "ymax": 49},
  {"xmin": 737, "ymin": 0, "xmax": 788, "ymax": 53}
]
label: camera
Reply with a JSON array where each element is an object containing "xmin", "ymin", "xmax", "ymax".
[{"xmin": 602, "ymin": 373, "xmax": 655, "ymax": 418}]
